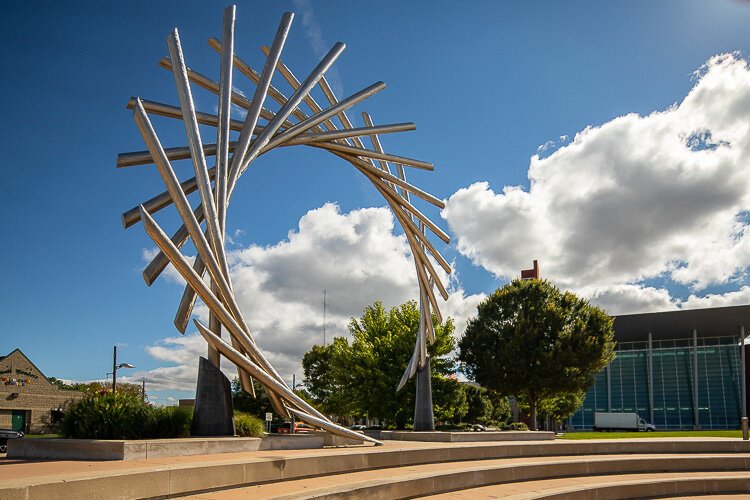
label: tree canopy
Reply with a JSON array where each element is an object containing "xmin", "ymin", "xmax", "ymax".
[
  {"xmin": 458, "ymin": 279, "xmax": 614, "ymax": 430},
  {"xmin": 302, "ymin": 300, "xmax": 466, "ymax": 428}
]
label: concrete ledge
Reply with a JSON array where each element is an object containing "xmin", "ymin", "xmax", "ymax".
[
  {"xmin": 3, "ymin": 439, "xmax": 750, "ymax": 499},
  {"xmin": 269, "ymin": 456, "xmax": 750, "ymax": 499},
  {"xmin": 259, "ymin": 434, "xmax": 324, "ymax": 450},
  {"xmin": 7, "ymin": 437, "xmax": 261, "ymax": 460},
  {"xmin": 7, "ymin": 434, "xmax": 327, "ymax": 460},
  {"xmin": 380, "ymin": 430, "xmax": 555, "ymax": 442}
]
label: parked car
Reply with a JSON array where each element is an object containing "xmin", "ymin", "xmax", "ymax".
[
  {"xmin": 350, "ymin": 424, "xmax": 367, "ymax": 430},
  {"xmin": 0, "ymin": 429, "xmax": 24, "ymax": 453},
  {"xmin": 468, "ymin": 424, "xmax": 486, "ymax": 432},
  {"xmin": 275, "ymin": 422, "xmax": 316, "ymax": 434}
]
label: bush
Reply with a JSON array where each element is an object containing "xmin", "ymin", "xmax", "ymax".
[
  {"xmin": 61, "ymin": 391, "xmax": 193, "ymax": 439},
  {"xmin": 61, "ymin": 391, "xmax": 150, "ymax": 439},
  {"xmin": 233, "ymin": 413, "xmax": 265, "ymax": 437},
  {"xmin": 502, "ymin": 422, "xmax": 529, "ymax": 431},
  {"xmin": 147, "ymin": 406, "xmax": 193, "ymax": 438}
]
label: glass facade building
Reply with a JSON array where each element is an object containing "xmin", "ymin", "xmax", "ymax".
[
  {"xmin": 570, "ymin": 305, "xmax": 750, "ymax": 431},
  {"xmin": 571, "ymin": 336, "xmax": 743, "ymax": 429}
]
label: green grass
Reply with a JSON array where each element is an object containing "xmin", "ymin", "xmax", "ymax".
[{"xmin": 561, "ymin": 430, "xmax": 742, "ymax": 439}]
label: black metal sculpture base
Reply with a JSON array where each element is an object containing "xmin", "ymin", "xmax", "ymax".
[
  {"xmin": 191, "ymin": 356, "xmax": 235, "ymax": 436},
  {"xmin": 413, "ymin": 357, "xmax": 435, "ymax": 431}
]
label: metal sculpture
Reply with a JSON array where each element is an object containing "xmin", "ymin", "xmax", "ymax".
[{"xmin": 118, "ymin": 5, "xmax": 450, "ymax": 442}]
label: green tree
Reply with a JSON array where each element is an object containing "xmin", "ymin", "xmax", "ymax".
[
  {"xmin": 464, "ymin": 385, "xmax": 493, "ymax": 424},
  {"xmin": 432, "ymin": 376, "xmax": 468, "ymax": 425},
  {"xmin": 538, "ymin": 390, "xmax": 586, "ymax": 427},
  {"xmin": 486, "ymin": 389, "xmax": 511, "ymax": 424},
  {"xmin": 302, "ymin": 340, "xmax": 352, "ymax": 416},
  {"xmin": 48, "ymin": 378, "xmax": 147, "ymax": 401},
  {"xmin": 301, "ymin": 300, "xmax": 462, "ymax": 428},
  {"xmin": 459, "ymin": 279, "xmax": 614, "ymax": 430},
  {"xmin": 232, "ymin": 378, "xmax": 276, "ymax": 421}
]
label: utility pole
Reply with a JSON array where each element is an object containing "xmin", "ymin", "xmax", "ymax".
[
  {"xmin": 142, "ymin": 378, "xmax": 146, "ymax": 402},
  {"xmin": 323, "ymin": 289, "xmax": 327, "ymax": 346},
  {"xmin": 112, "ymin": 345, "xmax": 117, "ymax": 394}
]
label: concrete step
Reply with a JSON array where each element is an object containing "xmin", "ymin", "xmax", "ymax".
[
  {"xmin": 2, "ymin": 439, "xmax": 749, "ymax": 499},
  {"xmin": 427, "ymin": 472, "xmax": 750, "ymax": 499},
  {"xmin": 177, "ymin": 454, "xmax": 750, "ymax": 499}
]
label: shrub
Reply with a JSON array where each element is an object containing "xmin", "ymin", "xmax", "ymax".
[
  {"xmin": 234, "ymin": 413, "xmax": 265, "ymax": 437},
  {"xmin": 147, "ymin": 406, "xmax": 193, "ymax": 438},
  {"xmin": 502, "ymin": 422, "xmax": 529, "ymax": 431},
  {"xmin": 61, "ymin": 391, "xmax": 151, "ymax": 439},
  {"xmin": 61, "ymin": 392, "xmax": 193, "ymax": 439}
]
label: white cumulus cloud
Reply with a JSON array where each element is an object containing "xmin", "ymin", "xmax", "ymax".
[
  {"xmin": 443, "ymin": 53, "xmax": 750, "ymax": 314},
  {"xmin": 134, "ymin": 203, "xmax": 480, "ymax": 392}
]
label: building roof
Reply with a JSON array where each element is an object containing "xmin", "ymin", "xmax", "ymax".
[
  {"xmin": 612, "ymin": 304, "xmax": 750, "ymax": 342},
  {"xmin": 1, "ymin": 348, "xmax": 54, "ymax": 385}
]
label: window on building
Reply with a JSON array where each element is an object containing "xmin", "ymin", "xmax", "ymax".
[{"xmin": 51, "ymin": 409, "xmax": 64, "ymax": 424}]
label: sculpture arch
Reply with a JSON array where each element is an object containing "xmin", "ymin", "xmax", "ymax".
[{"xmin": 118, "ymin": 6, "xmax": 450, "ymax": 443}]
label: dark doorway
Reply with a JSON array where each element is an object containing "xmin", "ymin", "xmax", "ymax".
[{"xmin": 11, "ymin": 410, "xmax": 25, "ymax": 432}]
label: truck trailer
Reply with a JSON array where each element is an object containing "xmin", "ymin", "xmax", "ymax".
[{"xmin": 593, "ymin": 412, "xmax": 656, "ymax": 432}]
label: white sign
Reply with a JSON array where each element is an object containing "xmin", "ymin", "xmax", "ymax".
[{"xmin": 265, "ymin": 412, "xmax": 273, "ymax": 422}]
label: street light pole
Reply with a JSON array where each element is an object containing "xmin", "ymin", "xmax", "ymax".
[
  {"xmin": 112, "ymin": 345, "xmax": 118, "ymax": 393},
  {"xmin": 111, "ymin": 345, "xmax": 135, "ymax": 395}
]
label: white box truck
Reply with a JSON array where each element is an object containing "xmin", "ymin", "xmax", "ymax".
[{"xmin": 593, "ymin": 412, "xmax": 656, "ymax": 432}]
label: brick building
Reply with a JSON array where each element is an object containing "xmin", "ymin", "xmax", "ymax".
[{"xmin": 0, "ymin": 349, "xmax": 84, "ymax": 433}]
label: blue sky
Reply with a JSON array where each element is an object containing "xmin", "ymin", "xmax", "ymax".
[{"xmin": 2, "ymin": 0, "xmax": 750, "ymax": 402}]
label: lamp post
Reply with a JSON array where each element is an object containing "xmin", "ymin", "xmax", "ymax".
[{"xmin": 112, "ymin": 345, "xmax": 135, "ymax": 393}]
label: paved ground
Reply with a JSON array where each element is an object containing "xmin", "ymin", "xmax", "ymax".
[
  {"xmin": 425, "ymin": 472, "xmax": 750, "ymax": 499},
  {"xmin": 1, "ymin": 437, "xmax": 746, "ymax": 499},
  {"xmin": 178, "ymin": 453, "xmax": 750, "ymax": 499}
]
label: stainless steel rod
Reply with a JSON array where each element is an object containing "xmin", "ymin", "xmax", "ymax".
[
  {"xmin": 117, "ymin": 121, "xmax": 412, "ymax": 168},
  {"xmin": 138, "ymin": 205, "xmax": 288, "ymax": 416},
  {"xmin": 362, "ymin": 112, "xmax": 393, "ymax": 176},
  {"xmin": 126, "ymin": 98, "xmax": 249, "ymax": 133},
  {"xmin": 133, "ymin": 99, "xmax": 237, "ymax": 320},
  {"xmin": 208, "ymin": 38, "xmax": 309, "ymax": 124},
  {"xmin": 230, "ymin": 42, "xmax": 347, "ymax": 190},
  {"xmin": 264, "ymin": 82, "xmax": 386, "ymax": 151},
  {"xmin": 121, "ymin": 167, "xmax": 211, "ymax": 228},
  {"xmin": 143, "ymin": 206, "xmax": 204, "ymax": 286},
  {"xmin": 260, "ymin": 45, "xmax": 341, "ymax": 135},
  {"xmin": 167, "ymin": 30, "xmax": 226, "ymax": 276},
  {"xmin": 227, "ymin": 12, "xmax": 294, "ymax": 192},
  {"xmin": 311, "ymin": 141, "xmax": 433, "ymax": 171},
  {"xmin": 158, "ymin": 58, "xmax": 284, "ymax": 126},
  {"xmin": 215, "ymin": 5, "xmax": 236, "ymax": 238}
]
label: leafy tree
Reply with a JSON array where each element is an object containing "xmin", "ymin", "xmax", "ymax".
[
  {"xmin": 232, "ymin": 378, "xmax": 276, "ymax": 421},
  {"xmin": 538, "ymin": 390, "xmax": 586, "ymax": 427},
  {"xmin": 302, "ymin": 341, "xmax": 352, "ymax": 416},
  {"xmin": 48, "ymin": 378, "xmax": 147, "ymax": 401},
  {"xmin": 459, "ymin": 279, "xmax": 615, "ymax": 430},
  {"xmin": 486, "ymin": 389, "xmax": 511, "ymax": 424},
  {"xmin": 301, "ymin": 300, "xmax": 463, "ymax": 428},
  {"xmin": 232, "ymin": 378, "xmax": 313, "ymax": 423},
  {"xmin": 432, "ymin": 376, "xmax": 468, "ymax": 425},
  {"xmin": 464, "ymin": 385, "xmax": 493, "ymax": 424}
]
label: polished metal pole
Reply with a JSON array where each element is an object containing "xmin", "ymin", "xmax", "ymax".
[{"xmin": 291, "ymin": 373, "xmax": 296, "ymax": 434}]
